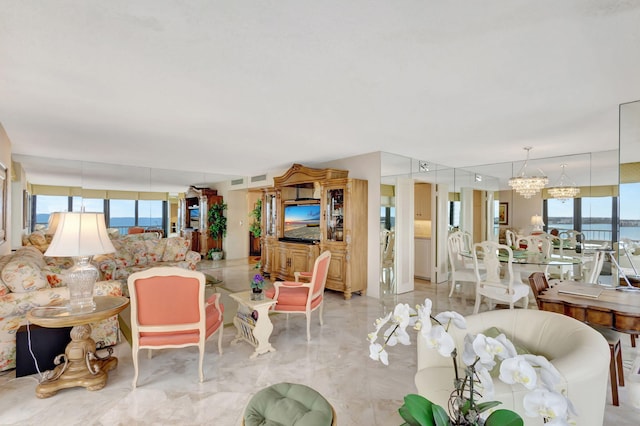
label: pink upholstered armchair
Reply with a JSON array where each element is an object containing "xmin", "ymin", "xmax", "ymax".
[
  {"xmin": 127, "ymin": 267, "xmax": 224, "ymax": 387},
  {"xmin": 265, "ymin": 250, "xmax": 331, "ymax": 341}
]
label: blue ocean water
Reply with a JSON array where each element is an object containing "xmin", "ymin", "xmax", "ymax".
[{"xmin": 36, "ymin": 215, "xmax": 162, "ymax": 227}]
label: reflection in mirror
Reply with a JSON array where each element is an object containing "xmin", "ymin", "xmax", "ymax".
[{"xmin": 620, "ymin": 100, "xmax": 640, "ymax": 243}]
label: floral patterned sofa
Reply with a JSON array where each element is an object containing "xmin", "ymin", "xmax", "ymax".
[
  {"xmin": 0, "ymin": 246, "xmax": 122, "ymax": 372},
  {"xmin": 92, "ymin": 233, "xmax": 201, "ymax": 284}
]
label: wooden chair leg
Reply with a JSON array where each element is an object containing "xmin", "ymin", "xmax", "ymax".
[
  {"xmin": 631, "ymin": 333, "xmax": 637, "ymax": 348},
  {"xmin": 609, "ymin": 342, "xmax": 620, "ymax": 406},
  {"xmin": 616, "ymin": 341, "xmax": 625, "ymax": 387}
]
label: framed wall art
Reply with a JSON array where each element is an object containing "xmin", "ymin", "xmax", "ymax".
[{"xmin": 498, "ymin": 202, "xmax": 508, "ymax": 225}]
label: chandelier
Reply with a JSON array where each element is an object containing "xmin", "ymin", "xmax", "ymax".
[
  {"xmin": 508, "ymin": 147, "xmax": 548, "ymax": 199},
  {"xmin": 547, "ymin": 164, "xmax": 580, "ymax": 202}
]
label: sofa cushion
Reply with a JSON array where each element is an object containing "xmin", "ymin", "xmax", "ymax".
[
  {"xmin": 163, "ymin": 237, "xmax": 189, "ymax": 262},
  {"xmin": 146, "ymin": 238, "xmax": 167, "ymax": 263},
  {"xmin": 1, "ymin": 250, "xmax": 49, "ymax": 293},
  {"xmin": 129, "ymin": 240, "xmax": 149, "ymax": 266}
]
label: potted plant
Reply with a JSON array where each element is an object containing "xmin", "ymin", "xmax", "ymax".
[
  {"xmin": 249, "ymin": 199, "xmax": 262, "ymax": 238},
  {"xmin": 208, "ymin": 201, "xmax": 227, "ymax": 260},
  {"xmin": 250, "ymin": 273, "xmax": 265, "ymax": 300}
]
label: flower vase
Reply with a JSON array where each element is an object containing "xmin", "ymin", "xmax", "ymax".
[{"xmin": 251, "ymin": 288, "xmax": 264, "ymax": 301}]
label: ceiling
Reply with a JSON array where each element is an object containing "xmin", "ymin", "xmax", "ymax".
[{"xmin": 2, "ymin": 1, "xmax": 640, "ymax": 192}]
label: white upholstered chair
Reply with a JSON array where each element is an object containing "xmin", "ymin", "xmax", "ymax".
[
  {"xmin": 415, "ymin": 309, "xmax": 610, "ymax": 426},
  {"xmin": 472, "ymin": 241, "xmax": 529, "ymax": 314}
]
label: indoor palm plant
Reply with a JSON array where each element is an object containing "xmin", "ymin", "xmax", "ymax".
[
  {"xmin": 368, "ymin": 299, "xmax": 575, "ymax": 426},
  {"xmin": 249, "ymin": 199, "xmax": 262, "ymax": 238},
  {"xmin": 208, "ymin": 201, "xmax": 227, "ymax": 260}
]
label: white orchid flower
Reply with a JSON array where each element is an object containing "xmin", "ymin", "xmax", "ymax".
[
  {"xmin": 493, "ymin": 333, "xmax": 517, "ymax": 358},
  {"xmin": 523, "ymin": 388, "xmax": 568, "ymax": 420},
  {"xmin": 434, "ymin": 311, "xmax": 467, "ymax": 330},
  {"xmin": 415, "ymin": 299, "xmax": 433, "ymax": 334},
  {"xmin": 544, "ymin": 417, "xmax": 571, "ymax": 426},
  {"xmin": 368, "ymin": 312, "xmax": 392, "ymax": 342},
  {"xmin": 369, "ymin": 342, "xmax": 389, "ymax": 365},
  {"xmin": 472, "ymin": 333, "xmax": 510, "ymax": 365},
  {"xmin": 392, "ymin": 303, "xmax": 413, "ymax": 328},
  {"xmin": 424, "ymin": 324, "xmax": 456, "ymax": 357},
  {"xmin": 475, "ymin": 365, "xmax": 496, "ymax": 400},
  {"xmin": 461, "ymin": 333, "xmax": 480, "ymax": 366},
  {"xmin": 499, "ymin": 355, "xmax": 538, "ymax": 389},
  {"xmin": 384, "ymin": 322, "xmax": 411, "ymax": 346},
  {"xmin": 522, "ymin": 354, "xmax": 562, "ymax": 390}
]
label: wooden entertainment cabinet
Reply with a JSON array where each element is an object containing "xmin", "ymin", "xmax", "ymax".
[
  {"xmin": 178, "ymin": 187, "xmax": 223, "ymax": 256},
  {"xmin": 261, "ymin": 164, "xmax": 367, "ymax": 300}
]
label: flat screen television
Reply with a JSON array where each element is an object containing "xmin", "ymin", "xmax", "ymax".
[
  {"xmin": 283, "ymin": 203, "xmax": 321, "ymax": 242},
  {"xmin": 189, "ymin": 208, "xmax": 199, "ymax": 219}
]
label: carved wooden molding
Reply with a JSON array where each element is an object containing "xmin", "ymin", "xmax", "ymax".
[{"xmin": 273, "ymin": 164, "xmax": 348, "ymax": 187}]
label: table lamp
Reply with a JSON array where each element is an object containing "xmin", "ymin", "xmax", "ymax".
[
  {"xmin": 531, "ymin": 215, "xmax": 545, "ymax": 233},
  {"xmin": 44, "ymin": 212, "xmax": 115, "ymax": 312}
]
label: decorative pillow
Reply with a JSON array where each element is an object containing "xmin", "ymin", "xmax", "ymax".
[
  {"xmin": 128, "ymin": 240, "xmax": 149, "ymax": 266},
  {"xmin": 146, "ymin": 238, "xmax": 167, "ymax": 263},
  {"xmin": 163, "ymin": 237, "xmax": 189, "ymax": 262},
  {"xmin": 1, "ymin": 258, "xmax": 49, "ymax": 293},
  {"xmin": 482, "ymin": 327, "xmax": 532, "ymax": 377}
]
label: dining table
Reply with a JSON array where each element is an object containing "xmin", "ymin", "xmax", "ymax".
[{"xmin": 537, "ymin": 280, "xmax": 640, "ymax": 333}]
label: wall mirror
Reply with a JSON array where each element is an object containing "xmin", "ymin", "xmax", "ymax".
[{"xmin": 620, "ymin": 100, "xmax": 640, "ymax": 242}]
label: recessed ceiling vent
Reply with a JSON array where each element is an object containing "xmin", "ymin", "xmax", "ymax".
[
  {"xmin": 251, "ymin": 174, "xmax": 267, "ymax": 183},
  {"xmin": 231, "ymin": 178, "xmax": 244, "ymax": 186}
]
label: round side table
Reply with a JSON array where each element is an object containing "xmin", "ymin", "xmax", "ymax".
[{"xmin": 26, "ymin": 296, "xmax": 129, "ymax": 398}]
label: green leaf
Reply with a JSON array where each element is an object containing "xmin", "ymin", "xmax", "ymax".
[
  {"xmin": 475, "ymin": 400, "xmax": 502, "ymax": 413},
  {"xmin": 485, "ymin": 409, "xmax": 524, "ymax": 426},
  {"xmin": 431, "ymin": 404, "xmax": 450, "ymax": 426},
  {"xmin": 399, "ymin": 394, "xmax": 436, "ymax": 426}
]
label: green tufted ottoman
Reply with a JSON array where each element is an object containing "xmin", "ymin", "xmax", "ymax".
[{"xmin": 243, "ymin": 382, "xmax": 336, "ymax": 426}]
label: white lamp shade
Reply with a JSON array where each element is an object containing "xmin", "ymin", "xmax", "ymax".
[
  {"xmin": 531, "ymin": 215, "xmax": 545, "ymax": 227},
  {"xmin": 45, "ymin": 212, "xmax": 116, "ymax": 257},
  {"xmin": 45, "ymin": 212, "xmax": 62, "ymax": 236}
]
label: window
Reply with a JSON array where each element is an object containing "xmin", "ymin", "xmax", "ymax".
[
  {"xmin": 581, "ymin": 196, "xmax": 613, "ymax": 241},
  {"xmin": 546, "ymin": 198, "xmax": 574, "ymax": 233},
  {"xmin": 619, "ymin": 183, "xmax": 640, "ymax": 241},
  {"xmin": 138, "ymin": 200, "xmax": 164, "ymax": 228},
  {"xmin": 32, "ymin": 196, "xmax": 167, "ymax": 235},
  {"xmin": 33, "ymin": 195, "xmax": 70, "ymax": 228},
  {"xmin": 109, "ymin": 200, "xmax": 136, "ymax": 230}
]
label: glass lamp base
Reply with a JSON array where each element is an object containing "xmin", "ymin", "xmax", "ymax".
[{"xmin": 67, "ymin": 256, "xmax": 98, "ymax": 312}]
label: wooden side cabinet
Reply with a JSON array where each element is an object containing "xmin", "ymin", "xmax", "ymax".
[{"xmin": 273, "ymin": 241, "xmax": 319, "ymax": 282}]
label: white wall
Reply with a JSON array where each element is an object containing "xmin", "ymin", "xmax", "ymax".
[{"xmin": 499, "ymin": 189, "xmax": 543, "ymax": 234}]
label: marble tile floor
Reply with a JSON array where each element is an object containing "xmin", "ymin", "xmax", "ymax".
[{"xmin": 1, "ymin": 260, "xmax": 639, "ymax": 425}]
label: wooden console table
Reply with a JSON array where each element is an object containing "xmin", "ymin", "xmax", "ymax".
[
  {"xmin": 229, "ymin": 291, "xmax": 277, "ymax": 359},
  {"xmin": 26, "ymin": 296, "xmax": 129, "ymax": 398},
  {"xmin": 537, "ymin": 281, "xmax": 640, "ymax": 333}
]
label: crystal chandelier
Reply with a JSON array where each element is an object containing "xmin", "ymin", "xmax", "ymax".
[
  {"xmin": 547, "ymin": 164, "xmax": 580, "ymax": 202},
  {"xmin": 508, "ymin": 147, "xmax": 548, "ymax": 199}
]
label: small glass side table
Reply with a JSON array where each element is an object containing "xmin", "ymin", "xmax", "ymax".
[
  {"xmin": 229, "ymin": 291, "xmax": 277, "ymax": 359},
  {"xmin": 26, "ymin": 296, "xmax": 129, "ymax": 398}
]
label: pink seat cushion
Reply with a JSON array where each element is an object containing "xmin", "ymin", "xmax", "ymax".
[
  {"xmin": 135, "ymin": 275, "xmax": 223, "ymax": 346},
  {"xmin": 265, "ymin": 286, "xmax": 323, "ymax": 312}
]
